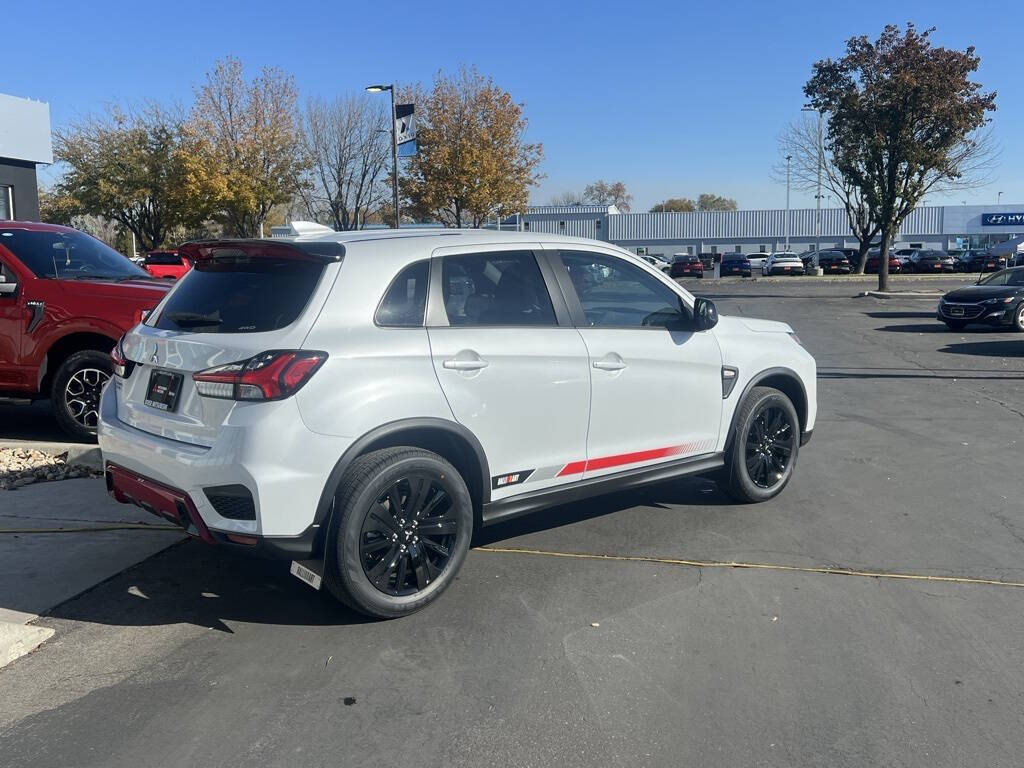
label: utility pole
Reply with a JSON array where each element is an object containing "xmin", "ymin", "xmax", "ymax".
[{"xmin": 802, "ymin": 106, "xmax": 823, "ymax": 256}]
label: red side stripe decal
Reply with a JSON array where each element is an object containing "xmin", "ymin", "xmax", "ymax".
[{"xmin": 556, "ymin": 442, "xmax": 711, "ymax": 477}]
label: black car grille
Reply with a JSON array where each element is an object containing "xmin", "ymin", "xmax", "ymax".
[
  {"xmin": 204, "ymin": 485, "xmax": 256, "ymax": 520},
  {"xmin": 940, "ymin": 303, "xmax": 984, "ymax": 319}
]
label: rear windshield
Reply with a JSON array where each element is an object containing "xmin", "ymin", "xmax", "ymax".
[
  {"xmin": 151, "ymin": 257, "xmax": 325, "ymax": 333},
  {"xmin": 146, "ymin": 252, "xmax": 182, "ymax": 265},
  {"xmin": 0, "ymin": 228, "xmax": 147, "ymax": 280}
]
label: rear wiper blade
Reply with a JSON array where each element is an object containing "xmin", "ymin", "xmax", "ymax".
[{"xmin": 166, "ymin": 312, "xmax": 223, "ymax": 327}]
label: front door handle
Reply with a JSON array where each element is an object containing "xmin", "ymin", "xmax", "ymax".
[
  {"xmin": 593, "ymin": 353, "xmax": 627, "ymax": 371},
  {"xmin": 443, "ymin": 350, "xmax": 489, "ymax": 371}
]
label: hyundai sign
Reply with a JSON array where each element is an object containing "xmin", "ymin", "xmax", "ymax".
[{"xmin": 981, "ymin": 212, "xmax": 1024, "ymax": 227}]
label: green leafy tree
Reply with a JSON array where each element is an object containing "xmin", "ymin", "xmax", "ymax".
[
  {"xmin": 805, "ymin": 24, "xmax": 996, "ymax": 290},
  {"xmin": 53, "ymin": 105, "xmax": 220, "ymax": 251},
  {"xmin": 696, "ymin": 193, "xmax": 737, "ymax": 211},
  {"xmin": 189, "ymin": 57, "xmax": 305, "ymax": 237},
  {"xmin": 402, "ymin": 67, "xmax": 543, "ymax": 228},
  {"xmin": 650, "ymin": 197, "xmax": 695, "ymax": 212}
]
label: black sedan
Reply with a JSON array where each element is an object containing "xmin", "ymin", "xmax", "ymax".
[
  {"xmin": 954, "ymin": 250, "xmax": 1005, "ymax": 273},
  {"xmin": 804, "ymin": 249, "xmax": 852, "ymax": 274},
  {"xmin": 669, "ymin": 254, "xmax": 704, "ymax": 279},
  {"xmin": 908, "ymin": 250, "xmax": 955, "ymax": 273},
  {"xmin": 720, "ymin": 255, "xmax": 752, "ymax": 277},
  {"xmin": 937, "ymin": 267, "xmax": 1024, "ymax": 331}
]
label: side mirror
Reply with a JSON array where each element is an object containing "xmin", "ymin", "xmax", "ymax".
[
  {"xmin": 0, "ymin": 275, "xmax": 17, "ymax": 296},
  {"xmin": 693, "ymin": 297, "xmax": 718, "ymax": 331}
]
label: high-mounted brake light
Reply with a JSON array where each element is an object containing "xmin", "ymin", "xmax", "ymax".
[
  {"xmin": 110, "ymin": 336, "xmax": 133, "ymax": 378},
  {"xmin": 193, "ymin": 350, "xmax": 327, "ymax": 401}
]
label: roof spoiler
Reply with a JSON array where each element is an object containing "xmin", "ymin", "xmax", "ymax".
[{"xmin": 178, "ymin": 239, "xmax": 344, "ymax": 263}]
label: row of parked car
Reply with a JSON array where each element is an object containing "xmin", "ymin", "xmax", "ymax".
[{"xmin": 642, "ymin": 246, "xmax": 1015, "ymax": 279}]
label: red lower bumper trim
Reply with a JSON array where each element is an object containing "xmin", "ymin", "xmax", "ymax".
[{"xmin": 106, "ymin": 462, "xmax": 214, "ymax": 543}]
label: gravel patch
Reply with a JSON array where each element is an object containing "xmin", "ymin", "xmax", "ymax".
[{"xmin": 0, "ymin": 448, "xmax": 103, "ymax": 490}]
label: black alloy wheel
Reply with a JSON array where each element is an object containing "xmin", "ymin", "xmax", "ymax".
[
  {"xmin": 744, "ymin": 405, "xmax": 796, "ymax": 489},
  {"xmin": 324, "ymin": 447, "xmax": 473, "ymax": 618},
  {"xmin": 359, "ymin": 473, "xmax": 459, "ymax": 596},
  {"xmin": 719, "ymin": 386, "xmax": 801, "ymax": 503}
]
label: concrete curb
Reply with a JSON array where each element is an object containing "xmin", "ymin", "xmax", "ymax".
[
  {"xmin": 0, "ymin": 622, "xmax": 56, "ymax": 668},
  {"xmin": 858, "ymin": 290, "xmax": 944, "ymax": 300},
  {"xmin": 0, "ymin": 441, "xmax": 102, "ymax": 470}
]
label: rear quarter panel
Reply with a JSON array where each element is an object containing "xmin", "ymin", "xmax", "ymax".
[{"xmin": 296, "ymin": 246, "xmax": 454, "ymax": 438}]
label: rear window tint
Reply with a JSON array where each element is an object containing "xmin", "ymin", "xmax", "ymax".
[
  {"xmin": 151, "ymin": 257, "xmax": 324, "ymax": 333},
  {"xmin": 146, "ymin": 252, "xmax": 183, "ymax": 265},
  {"xmin": 376, "ymin": 260, "xmax": 429, "ymax": 327}
]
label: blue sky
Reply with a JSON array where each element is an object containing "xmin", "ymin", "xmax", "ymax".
[{"xmin": 8, "ymin": 0, "xmax": 1023, "ymax": 211}]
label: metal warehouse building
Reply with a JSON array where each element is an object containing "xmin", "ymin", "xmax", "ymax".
[{"xmin": 515, "ymin": 203, "xmax": 1024, "ymax": 257}]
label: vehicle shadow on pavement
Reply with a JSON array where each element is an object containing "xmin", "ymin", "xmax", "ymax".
[
  {"xmin": 939, "ymin": 340, "xmax": 1024, "ymax": 358},
  {"xmin": 41, "ymin": 542, "xmax": 377, "ymax": 630},
  {"xmin": 875, "ymin": 322, "xmax": 988, "ymax": 334},
  {"xmin": 863, "ymin": 311, "xmax": 937, "ymax": 319},
  {"xmin": 475, "ymin": 475, "xmax": 728, "ymax": 546}
]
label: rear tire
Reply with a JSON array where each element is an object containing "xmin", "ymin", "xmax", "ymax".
[
  {"xmin": 323, "ymin": 447, "xmax": 473, "ymax": 618},
  {"xmin": 51, "ymin": 349, "xmax": 113, "ymax": 442},
  {"xmin": 720, "ymin": 386, "xmax": 800, "ymax": 503}
]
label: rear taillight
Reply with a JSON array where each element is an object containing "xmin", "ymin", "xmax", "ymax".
[
  {"xmin": 193, "ymin": 350, "xmax": 327, "ymax": 401},
  {"xmin": 110, "ymin": 336, "xmax": 133, "ymax": 378}
]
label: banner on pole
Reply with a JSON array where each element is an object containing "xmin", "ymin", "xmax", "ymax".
[{"xmin": 395, "ymin": 104, "xmax": 416, "ymax": 156}]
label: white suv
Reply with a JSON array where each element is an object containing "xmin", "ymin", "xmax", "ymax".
[{"xmin": 99, "ymin": 230, "xmax": 816, "ymax": 617}]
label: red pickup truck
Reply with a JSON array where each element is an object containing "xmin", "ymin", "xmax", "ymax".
[
  {"xmin": 0, "ymin": 221, "xmax": 169, "ymax": 440},
  {"xmin": 143, "ymin": 250, "xmax": 192, "ymax": 280}
]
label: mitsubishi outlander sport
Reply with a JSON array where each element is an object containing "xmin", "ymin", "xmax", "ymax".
[{"xmin": 99, "ymin": 230, "xmax": 817, "ymax": 618}]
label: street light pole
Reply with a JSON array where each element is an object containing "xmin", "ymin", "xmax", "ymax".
[
  {"xmin": 785, "ymin": 154, "xmax": 792, "ymax": 251},
  {"xmin": 366, "ymin": 84, "xmax": 400, "ymax": 228},
  {"xmin": 998, "ymin": 191, "xmax": 1004, "ymax": 205},
  {"xmin": 802, "ymin": 106, "xmax": 823, "ymax": 256}
]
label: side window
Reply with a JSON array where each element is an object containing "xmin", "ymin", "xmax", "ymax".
[
  {"xmin": 560, "ymin": 250, "xmax": 691, "ymax": 329},
  {"xmin": 439, "ymin": 250, "xmax": 556, "ymax": 327},
  {"xmin": 375, "ymin": 260, "xmax": 429, "ymax": 327}
]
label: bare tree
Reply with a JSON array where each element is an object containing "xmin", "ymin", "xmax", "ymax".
[
  {"xmin": 775, "ymin": 114, "xmax": 881, "ymax": 273},
  {"xmin": 299, "ymin": 95, "xmax": 391, "ymax": 230},
  {"xmin": 548, "ymin": 190, "xmax": 585, "ymax": 206}
]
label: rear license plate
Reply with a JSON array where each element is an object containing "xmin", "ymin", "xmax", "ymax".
[{"xmin": 145, "ymin": 370, "xmax": 183, "ymax": 412}]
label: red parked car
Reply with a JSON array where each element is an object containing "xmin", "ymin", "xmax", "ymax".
[
  {"xmin": 0, "ymin": 222, "xmax": 169, "ymax": 440},
  {"xmin": 669, "ymin": 253, "xmax": 704, "ymax": 278},
  {"xmin": 143, "ymin": 250, "xmax": 191, "ymax": 280},
  {"xmin": 864, "ymin": 250, "xmax": 902, "ymax": 274}
]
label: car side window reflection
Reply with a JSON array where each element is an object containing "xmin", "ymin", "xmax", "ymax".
[{"xmin": 560, "ymin": 250, "xmax": 692, "ymax": 329}]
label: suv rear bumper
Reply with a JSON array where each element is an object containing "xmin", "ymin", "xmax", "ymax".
[{"xmin": 98, "ymin": 383, "xmax": 352, "ymax": 547}]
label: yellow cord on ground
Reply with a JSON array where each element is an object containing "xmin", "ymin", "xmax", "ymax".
[
  {"xmin": 474, "ymin": 545, "xmax": 1024, "ymax": 589},
  {"xmin": 0, "ymin": 524, "xmax": 182, "ymax": 534}
]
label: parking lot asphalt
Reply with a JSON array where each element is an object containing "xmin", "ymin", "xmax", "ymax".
[{"xmin": 2, "ymin": 277, "xmax": 1024, "ymax": 767}]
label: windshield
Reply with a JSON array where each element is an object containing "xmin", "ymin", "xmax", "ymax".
[
  {"xmin": 0, "ymin": 228, "xmax": 147, "ymax": 280},
  {"xmin": 978, "ymin": 268, "xmax": 1024, "ymax": 287}
]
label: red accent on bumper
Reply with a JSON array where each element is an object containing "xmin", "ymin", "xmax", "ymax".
[{"xmin": 105, "ymin": 463, "xmax": 214, "ymax": 543}]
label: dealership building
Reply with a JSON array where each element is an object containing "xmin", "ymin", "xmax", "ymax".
[
  {"xmin": 515, "ymin": 203, "xmax": 1024, "ymax": 256},
  {"xmin": 0, "ymin": 92, "xmax": 53, "ymax": 221}
]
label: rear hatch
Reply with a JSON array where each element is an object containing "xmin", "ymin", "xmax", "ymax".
[{"xmin": 115, "ymin": 240, "xmax": 342, "ymax": 447}]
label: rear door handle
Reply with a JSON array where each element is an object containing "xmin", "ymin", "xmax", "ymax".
[
  {"xmin": 443, "ymin": 350, "xmax": 489, "ymax": 371},
  {"xmin": 593, "ymin": 353, "xmax": 627, "ymax": 371}
]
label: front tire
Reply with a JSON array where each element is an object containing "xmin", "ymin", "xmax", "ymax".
[
  {"xmin": 51, "ymin": 349, "xmax": 113, "ymax": 442},
  {"xmin": 324, "ymin": 447, "xmax": 473, "ymax": 618},
  {"xmin": 1014, "ymin": 303, "xmax": 1024, "ymax": 333},
  {"xmin": 720, "ymin": 386, "xmax": 800, "ymax": 503}
]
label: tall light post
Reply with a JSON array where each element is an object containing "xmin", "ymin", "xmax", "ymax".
[
  {"xmin": 366, "ymin": 84, "xmax": 399, "ymax": 228},
  {"xmin": 998, "ymin": 191, "xmax": 1004, "ymax": 205},
  {"xmin": 785, "ymin": 154, "xmax": 792, "ymax": 251},
  {"xmin": 802, "ymin": 106, "xmax": 823, "ymax": 255}
]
